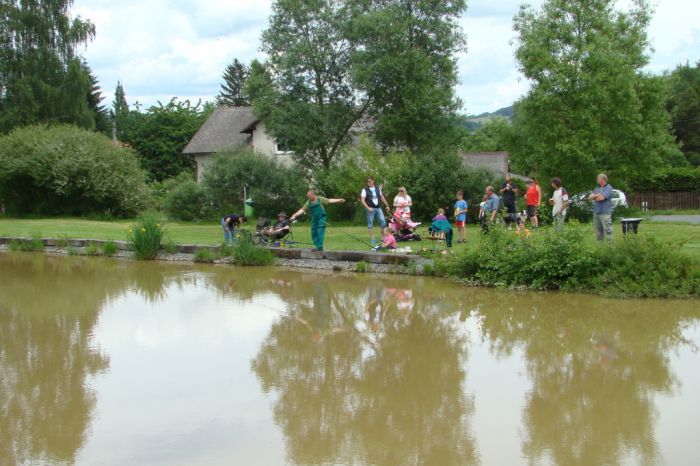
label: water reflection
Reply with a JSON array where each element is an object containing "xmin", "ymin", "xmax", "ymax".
[
  {"xmin": 252, "ymin": 277, "xmax": 478, "ymax": 466},
  {"xmin": 470, "ymin": 293, "xmax": 700, "ymax": 466},
  {"xmin": 1, "ymin": 253, "xmax": 698, "ymax": 466}
]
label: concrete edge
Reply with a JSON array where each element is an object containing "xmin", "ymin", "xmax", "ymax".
[{"xmin": 0, "ymin": 237, "xmax": 416, "ymax": 265}]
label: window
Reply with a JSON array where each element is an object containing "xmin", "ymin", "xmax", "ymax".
[{"xmin": 275, "ymin": 140, "xmax": 293, "ymax": 155}]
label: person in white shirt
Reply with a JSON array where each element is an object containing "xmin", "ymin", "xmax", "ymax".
[
  {"xmin": 393, "ymin": 187, "xmax": 412, "ymax": 215},
  {"xmin": 549, "ymin": 177, "xmax": 569, "ymax": 228}
]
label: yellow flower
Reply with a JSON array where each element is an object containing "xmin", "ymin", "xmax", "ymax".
[
  {"xmin": 156, "ymin": 224, "xmax": 161, "ymax": 228},
  {"xmin": 236, "ymin": 234, "xmax": 241, "ymax": 239},
  {"xmin": 128, "ymin": 229, "xmax": 133, "ymax": 234},
  {"xmin": 140, "ymin": 227, "xmax": 146, "ymax": 233}
]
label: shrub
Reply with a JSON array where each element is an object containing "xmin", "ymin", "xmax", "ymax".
[
  {"xmin": 9, "ymin": 236, "xmax": 44, "ymax": 252},
  {"xmin": 162, "ymin": 240, "xmax": 179, "ymax": 254},
  {"xmin": 446, "ymin": 226, "xmax": 698, "ymax": 297},
  {"xmin": 0, "ymin": 125, "xmax": 149, "ymax": 216},
  {"xmin": 591, "ymin": 237, "xmax": 698, "ymax": 298},
  {"xmin": 201, "ymin": 149, "xmax": 306, "ymax": 219},
  {"xmin": 232, "ymin": 231, "xmax": 275, "ymax": 266},
  {"xmin": 194, "ymin": 248, "xmax": 217, "ymax": 263},
  {"xmin": 102, "ymin": 241, "xmax": 118, "ymax": 257},
  {"xmin": 356, "ymin": 261, "xmax": 369, "ymax": 273},
  {"xmin": 630, "ymin": 167, "xmax": 700, "ymax": 193},
  {"xmin": 164, "ymin": 179, "xmax": 208, "ymax": 221},
  {"xmin": 86, "ymin": 243, "xmax": 101, "ymax": 256},
  {"xmin": 127, "ymin": 214, "xmax": 166, "ymax": 260}
]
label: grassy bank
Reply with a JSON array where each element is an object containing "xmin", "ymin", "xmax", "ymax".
[{"xmin": 1, "ymin": 216, "xmax": 699, "ymax": 260}]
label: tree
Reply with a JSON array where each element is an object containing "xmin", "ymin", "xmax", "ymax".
[
  {"xmin": 667, "ymin": 62, "xmax": 700, "ymax": 166},
  {"xmin": 215, "ymin": 58, "xmax": 250, "ymax": 106},
  {"xmin": 83, "ymin": 61, "xmax": 109, "ymax": 133},
  {"xmin": 0, "ymin": 0, "xmax": 96, "ymax": 132},
  {"xmin": 112, "ymin": 81, "xmax": 129, "ymax": 117},
  {"xmin": 248, "ymin": 0, "xmax": 370, "ymax": 170},
  {"xmin": 348, "ymin": 0, "xmax": 467, "ymax": 150},
  {"xmin": 509, "ymin": 0, "xmax": 684, "ymax": 192},
  {"xmin": 116, "ymin": 98, "xmax": 209, "ymax": 181},
  {"xmin": 460, "ymin": 118, "xmax": 513, "ymax": 153}
]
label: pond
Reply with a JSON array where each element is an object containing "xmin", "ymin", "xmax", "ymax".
[{"xmin": 1, "ymin": 253, "xmax": 699, "ymax": 466}]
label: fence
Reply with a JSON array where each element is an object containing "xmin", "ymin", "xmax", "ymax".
[{"xmin": 630, "ymin": 192, "xmax": 700, "ymax": 210}]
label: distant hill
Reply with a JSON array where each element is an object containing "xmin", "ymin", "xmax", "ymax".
[{"xmin": 461, "ymin": 105, "xmax": 514, "ymax": 130}]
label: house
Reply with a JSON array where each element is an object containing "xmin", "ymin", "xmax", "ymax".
[
  {"xmin": 460, "ymin": 151, "xmax": 510, "ymax": 175},
  {"xmin": 182, "ymin": 106, "xmax": 292, "ymax": 182}
]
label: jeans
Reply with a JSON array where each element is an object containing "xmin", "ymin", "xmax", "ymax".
[
  {"xmin": 221, "ymin": 218, "xmax": 237, "ymax": 244},
  {"xmin": 366, "ymin": 208, "xmax": 386, "ymax": 229},
  {"xmin": 594, "ymin": 213, "xmax": 613, "ymax": 241}
]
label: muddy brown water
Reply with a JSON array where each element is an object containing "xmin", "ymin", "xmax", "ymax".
[{"xmin": 1, "ymin": 253, "xmax": 699, "ymax": 466}]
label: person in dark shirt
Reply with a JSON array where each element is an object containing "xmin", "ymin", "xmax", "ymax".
[
  {"xmin": 500, "ymin": 176, "xmax": 523, "ymax": 230},
  {"xmin": 221, "ymin": 214, "xmax": 247, "ymax": 244}
]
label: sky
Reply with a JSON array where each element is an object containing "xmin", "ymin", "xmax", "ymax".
[{"xmin": 73, "ymin": 0, "xmax": 700, "ymax": 115}]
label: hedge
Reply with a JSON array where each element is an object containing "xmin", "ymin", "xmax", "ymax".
[{"xmin": 630, "ymin": 167, "xmax": 700, "ymax": 193}]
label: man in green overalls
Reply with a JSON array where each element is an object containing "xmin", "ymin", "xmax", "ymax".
[{"xmin": 291, "ymin": 190, "xmax": 345, "ymax": 251}]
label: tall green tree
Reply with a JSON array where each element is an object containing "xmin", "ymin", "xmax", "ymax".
[
  {"xmin": 509, "ymin": 0, "xmax": 684, "ymax": 191},
  {"xmin": 216, "ymin": 58, "xmax": 250, "ymax": 107},
  {"xmin": 112, "ymin": 81, "xmax": 129, "ymax": 117},
  {"xmin": 348, "ymin": 0, "xmax": 467, "ymax": 150},
  {"xmin": 0, "ymin": 0, "xmax": 96, "ymax": 132},
  {"xmin": 83, "ymin": 61, "xmax": 109, "ymax": 133},
  {"xmin": 116, "ymin": 98, "xmax": 209, "ymax": 181},
  {"xmin": 667, "ymin": 62, "xmax": 700, "ymax": 166},
  {"xmin": 248, "ymin": 0, "xmax": 370, "ymax": 170}
]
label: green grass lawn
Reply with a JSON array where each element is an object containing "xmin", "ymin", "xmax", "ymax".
[{"xmin": 1, "ymin": 216, "xmax": 699, "ymax": 261}]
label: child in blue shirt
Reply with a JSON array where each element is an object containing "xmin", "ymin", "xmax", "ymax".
[{"xmin": 454, "ymin": 191, "xmax": 468, "ymax": 244}]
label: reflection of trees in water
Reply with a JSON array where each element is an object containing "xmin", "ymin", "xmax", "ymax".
[
  {"xmin": 251, "ymin": 278, "xmax": 478, "ymax": 466},
  {"xmin": 472, "ymin": 292, "xmax": 700, "ymax": 466},
  {"xmin": 0, "ymin": 254, "xmax": 195, "ymax": 465}
]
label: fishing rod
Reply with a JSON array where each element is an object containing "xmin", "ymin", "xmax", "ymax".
[{"xmin": 328, "ymin": 224, "xmax": 375, "ymax": 249}]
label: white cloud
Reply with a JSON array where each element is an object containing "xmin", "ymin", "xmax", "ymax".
[{"xmin": 73, "ymin": 0, "xmax": 700, "ymax": 115}]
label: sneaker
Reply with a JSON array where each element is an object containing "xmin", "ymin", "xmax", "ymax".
[{"xmin": 371, "ymin": 239, "xmax": 378, "ymax": 244}]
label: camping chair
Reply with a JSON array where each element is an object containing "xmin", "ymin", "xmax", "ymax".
[{"xmin": 427, "ymin": 219, "xmax": 453, "ymax": 251}]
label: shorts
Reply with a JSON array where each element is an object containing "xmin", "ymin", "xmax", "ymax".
[
  {"xmin": 366, "ymin": 207, "xmax": 386, "ymax": 229},
  {"xmin": 527, "ymin": 205, "xmax": 538, "ymax": 218},
  {"xmin": 455, "ymin": 220, "xmax": 466, "ymax": 228}
]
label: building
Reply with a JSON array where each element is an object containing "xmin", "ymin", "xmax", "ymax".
[
  {"xmin": 460, "ymin": 151, "xmax": 510, "ymax": 175},
  {"xmin": 182, "ymin": 106, "xmax": 293, "ymax": 182}
]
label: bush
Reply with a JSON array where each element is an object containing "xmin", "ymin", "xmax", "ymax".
[
  {"xmin": 164, "ymin": 179, "xmax": 208, "ymax": 221},
  {"xmin": 201, "ymin": 149, "xmax": 305, "ymax": 219},
  {"xmin": 232, "ymin": 232, "xmax": 276, "ymax": 266},
  {"xmin": 86, "ymin": 243, "xmax": 101, "ymax": 256},
  {"xmin": 127, "ymin": 214, "xmax": 166, "ymax": 260},
  {"xmin": 103, "ymin": 241, "xmax": 118, "ymax": 257},
  {"xmin": 630, "ymin": 166, "xmax": 700, "ymax": 193},
  {"xmin": 9, "ymin": 236, "xmax": 44, "ymax": 252},
  {"xmin": 0, "ymin": 125, "xmax": 149, "ymax": 216},
  {"xmin": 193, "ymin": 248, "xmax": 217, "ymax": 263},
  {"xmin": 445, "ymin": 226, "xmax": 698, "ymax": 297},
  {"xmin": 592, "ymin": 237, "xmax": 698, "ymax": 297}
]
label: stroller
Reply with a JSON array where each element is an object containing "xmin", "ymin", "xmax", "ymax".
[
  {"xmin": 254, "ymin": 213, "xmax": 295, "ymax": 246},
  {"xmin": 388, "ymin": 208, "xmax": 422, "ymax": 242}
]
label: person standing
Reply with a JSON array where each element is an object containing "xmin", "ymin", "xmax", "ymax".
[
  {"xmin": 454, "ymin": 191, "xmax": 468, "ymax": 243},
  {"xmin": 291, "ymin": 190, "xmax": 345, "ymax": 251},
  {"xmin": 393, "ymin": 187, "xmax": 412, "ymax": 215},
  {"xmin": 221, "ymin": 214, "xmax": 247, "ymax": 244},
  {"xmin": 549, "ymin": 178, "xmax": 568, "ymax": 228},
  {"xmin": 481, "ymin": 186, "xmax": 500, "ymax": 233},
  {"xmin": 501, "ymin": 175, "xmax": 520, "ymax": 225},
  {"xmin": 525, "ymin": 178, "xmax": 541, "ymax": 228},
  {"xmin": 360, "ymin": 176, "xmax": 390, "ymax": 244},
  {"xmin": 588, "ymin": 173, "xmax": 614, "ymax": 241}
]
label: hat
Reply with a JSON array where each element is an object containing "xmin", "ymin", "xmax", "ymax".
[{"xmin": 277, "ymin": 211, "xmax": 288, "ymax": 218}]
